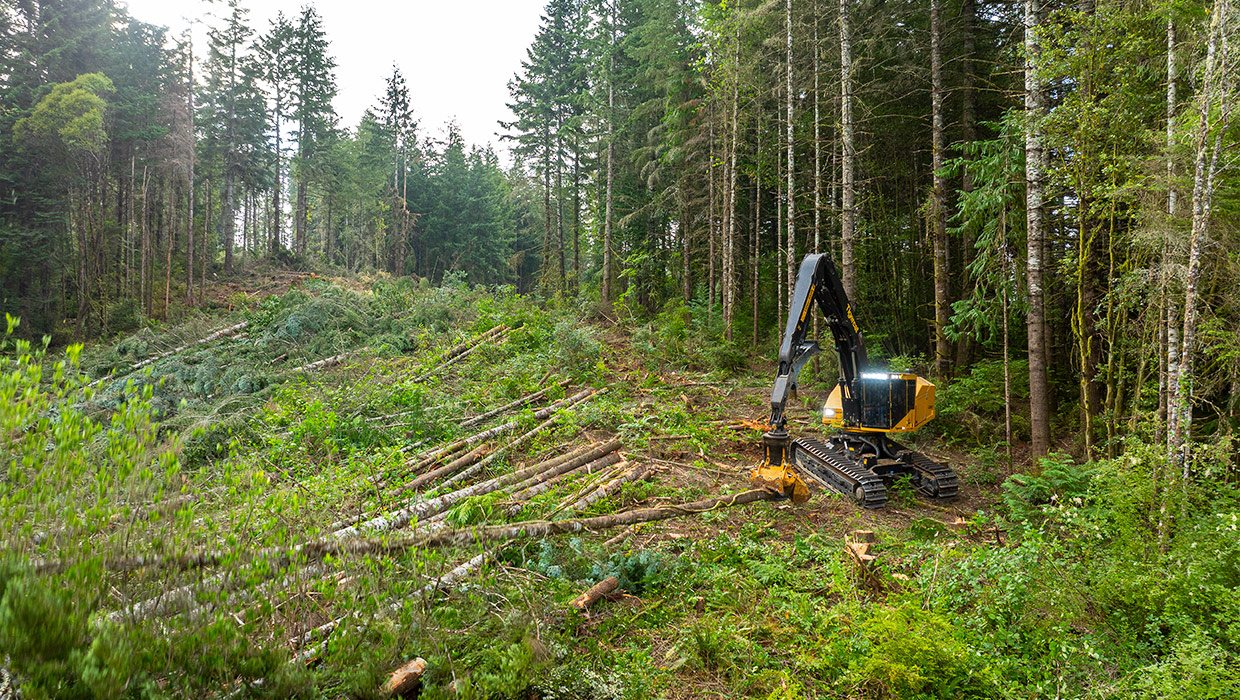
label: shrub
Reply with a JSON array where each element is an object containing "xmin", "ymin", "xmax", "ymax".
[
  {"xmin": 844, "ymin": 605, "xmax": 996, "ymax": 700},
  {"xmin": 935, "ymin": 359, "xmax": 1029, "ymax": 447}
]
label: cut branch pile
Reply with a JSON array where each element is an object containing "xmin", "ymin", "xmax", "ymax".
[{"xmin": 90, "ymin": 321, "xmax": 248, "ymax": 387}]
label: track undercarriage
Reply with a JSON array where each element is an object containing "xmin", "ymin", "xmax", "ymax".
[{"xmin": 790, "ymin": 433, "xmax": 958, "ymax": 509}]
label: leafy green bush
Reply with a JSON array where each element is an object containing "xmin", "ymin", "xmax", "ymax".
[
  {"xmin": 1127, "ymin": 632, "xmax": 1240, "ymax": 700},
  {"xmin": 844, "ymin": 605, "xmax": 996, "ymax": 699},
  {"xmin": 935, "ymin": 359, "xmax": 1029, "ymax": 447},
  {"xmin": 1001, "ymin": 453, "xmax": 1094, "ymax": 527}
]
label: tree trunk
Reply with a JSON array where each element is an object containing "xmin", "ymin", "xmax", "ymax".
[
  {"xmin": 786, "ymin": 0, "xmax": 796, "ymax": 313},
  {"xmin": 140, "ymin": 167, "xmax": 152, "ymax": 316},
  {"xmin": 1024, "ymin": 0, "xmax": 1051, "ymax": 458},
  {"xmin": 839, "ymin": 0, "xmax": 857, "ymax": 300},
  {"xmin": 725, "ymin": 27, "xmax": 740, "ymax": 341},
  {"xmin": 931, "ymin": 0, "xmax": 950, "ymax": 381},
  {"xmin": 1159, "ymin": 17, "xmax": 1176, "ymax": 444},
  {"xmin": 272, "ymin": 84, "xmax": 283, "ymax": 255},
  {"xmin": 164, "ymin": 180, "xmax": 173, "ymax": 317},
  {"xmin": 223, "ymin": 174, "xmax": 235, "ymax": 273},
  {"xmin": 185, "ymin": 41, "xmax": 195, "ymax": 305},
  {"xmin": 602, "ymin": 10, "xmax": 616, "ymax": 306},
  {"xmin": 753, "ymin": 147, "xmax": 761, "ymax": 348},
  {"xmin": 1172, "ymin": 1, "xmax": 1232, "ymax": 478},
  {"xmin": 708, "ymin": 100, "xmax": 716, "ymax": 317},
  {"xmin": 201, "ymin": 179, "xmax": 210, "ymax": 306},
  {"xmin": 556, "ymin": 126, "xmax": 566, "ymax": 290},
  {"xmin": 573, "ymin": 150, "xmax": 580, "ymax": 293},
  {"xmin": 542, "ymin": 142, "xmax": 553, "ymax": 290}
]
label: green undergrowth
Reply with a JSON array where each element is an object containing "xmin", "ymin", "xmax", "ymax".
[{"xmin": 3, "ymin": 287, "xmax": 1240, "ymax": 699}]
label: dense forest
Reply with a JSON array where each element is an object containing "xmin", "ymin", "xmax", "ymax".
[
  {"xmin": 2, "ymin": 0, "xmax": 1240, "ymax": 697},
  {"xmin": 4, "ymin": 0, "xmax": 1238, "ymax": 464}
]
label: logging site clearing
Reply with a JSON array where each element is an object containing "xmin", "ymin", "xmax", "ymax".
[{"xmin": 2, "ymin": 274, "xmax": 1238, "ymax": 700}]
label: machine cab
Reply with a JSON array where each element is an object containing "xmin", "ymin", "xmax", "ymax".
[{"xmin": 823, "ymin": 372, "xmax": 935, "ymax": 433}]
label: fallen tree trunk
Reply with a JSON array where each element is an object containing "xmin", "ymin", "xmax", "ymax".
[
  {"xmin": 441, "ymin": 324, "xmax": 505, "ymax": 362},
  {"xmin": 102, "ymin": 392, "xmax": 600, "ymax": 621},
  {"xmin": 602, "ymin": 525, "xmax": 636, "ymax": 548},
  {"xmin": 41, "ymin": 490, "xmax": 773, "ymax": 575},
  {"xmin": 413, "ymin": 326, "xmax": 509, "ymax": 382},
  {"xmin": 382, "ymin": 657, "xmax": 427, "ymax": 697},
  {"xmin": 291, "ymin": 351, "xmax": 355, "ymax": 373},
  {"xmin": 432, "ymin": 390, "xmax": 598, "ymax": 494},
  {"xmin": 400, "ymin": 387, "xmax": 592, "ymax": 466},
  {"xmin": 571, "ymin": 576, "xmax": 619, "ymax": 611},
  {"xmin": 505, "ymin": 451, "xmax": 622, "ymax": 513},
  {"xmin": 460, "ymin": 379, "xmax": 570, "ymax": 429},
  {"xmin": 401, "ymin": 444, "xmax": 489, "ymax": 494},
  {"xmin": 561, "ymin": 463, "xmax": 650, "ymax": 515}
]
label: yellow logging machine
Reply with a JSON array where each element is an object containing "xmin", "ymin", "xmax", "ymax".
[{"xmin": 751, "ymin": 254, "xmax": 958, "ymax": 508}]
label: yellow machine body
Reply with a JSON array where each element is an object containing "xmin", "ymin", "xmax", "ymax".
[{"xmin": 822, "ymin": 373, "xmax": 936, "ymax": 433}]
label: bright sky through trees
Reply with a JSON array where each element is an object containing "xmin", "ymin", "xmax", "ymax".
[{"xmin": 120, "ymin": 0, "xmax": 547, "ymax": 150}]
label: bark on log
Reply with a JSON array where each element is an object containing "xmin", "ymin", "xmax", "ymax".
[
  {"xmin": 442, "ymin": 324, "xmax": 505, "ymax": 362},
  {"xmin": 602, "ymin": 525, "xmax": 636, "ymax": 548},
  {"xmin": 433, "ymin": 390, "xmax": 597, "ymax": 493},
  {"xmin": 434, "ymin": 414, "xmax": 563, "ymax": 493},
  {"xmin": 571, "ymin": 576, "xmax": 619, "ymax": 611},
  {"xmin": 407, "ymin": 439, "xmax": 470, "ymax": 474},
  {"xmin": 52, "ymin": 490, "xmax": 774, "ymax": 575},
  {"xmin": 413, "ymin": 326, "xmax": 509, "ymax": 382},
  {"xmin": 506, "ymin": 450, "xmax": 623, "ymax": 513},
  {"xmin": 291, "ymin": 351, "xmax": 355, "ymax": 373},
  {"xmin": 100, "ymin": 393, "xmax": 600, "ymax": 620}
]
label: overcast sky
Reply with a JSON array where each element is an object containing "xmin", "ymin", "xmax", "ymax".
[{"xmin": 119, "ymin": 0, "xmax": 547, "ymax": 156}]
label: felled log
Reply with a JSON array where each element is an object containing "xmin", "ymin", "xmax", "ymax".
[
  {"xmin": 51, "ymin": 490, "xmax": 775, "ymax": 576},
  {"xmin": 441, "ymin": 324, "xmax": 505, "ymax": 362},
  {"xmin": 460, "ymin": 379, "xmax": 571, "ymax": 429},
  {"xmin": 505, "ymin": 450, "xmax": 623, "ymax": 514},
  {"xmin": 382, "ymin": 657, "xmax": 427, "ymax": 698},
  {"xmin": 291, "ymin": 351, "xmax": 355, "ymax": 373},
  {"xmin": 571, "ymin": 576, "xmax": 619, "ymax": 611},
  {"xmin": 433, "ymin": 390, "xmax": 598, "ymax": 493},
  {"xmin": 602, "ymin": 525, "xmax": 636, "ymax": 548},
  {"xmin": 563, "ymin": 463, "xmax": 651, "ymax": 514},
  {"xmin": 400, "ymin": 444, "xmax": 489, "ymax": 495},
  {"xmin": 413, "ymin": 325, "xmax": 509, "ymax": 382}
]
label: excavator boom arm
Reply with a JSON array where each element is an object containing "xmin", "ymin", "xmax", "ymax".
[{"xmin": 768, "ymin": 253, "xmax": 867, "ymax": 431}]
